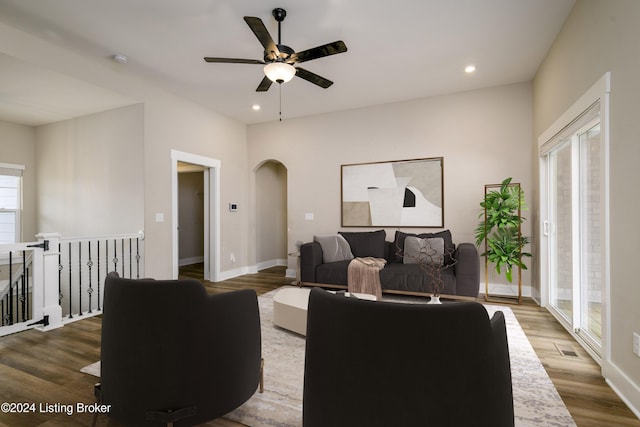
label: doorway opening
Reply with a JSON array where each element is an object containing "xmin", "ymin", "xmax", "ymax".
[
  {"xmin": 254, "ymin": 160, "xmax": 288, "ymax": 274},
  {"xmin": 171, "ymin": 150, "xmax": 220, "ymax": 282},
  {"xmin": 177, "ymin": 163, "xmax": 205, "ymax": 280}
]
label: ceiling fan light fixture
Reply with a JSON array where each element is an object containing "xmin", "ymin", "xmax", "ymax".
[{"xmin": 264, "ymin": 62, "xmax": 296, "ymax": 83}]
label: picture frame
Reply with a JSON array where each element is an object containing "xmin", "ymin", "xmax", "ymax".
[{"xmin": 341, "ymin": 157, "xmax": 444, "ymax": 227}]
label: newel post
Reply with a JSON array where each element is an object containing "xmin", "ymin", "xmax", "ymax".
[{"xmin": 34, "ymin": 233, "xmax": 63, "ymax": 331}]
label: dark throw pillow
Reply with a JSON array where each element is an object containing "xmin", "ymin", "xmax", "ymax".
[{"xmin": 338, "ymin": 230, "xmax": 386, "ymax": 259}]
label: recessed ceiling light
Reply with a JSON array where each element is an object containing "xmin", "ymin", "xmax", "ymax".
[
  {"xmin": 112, "ymin": 54, "xmax": 128, "ymax": 64},
  {"xmin": 465, "ymin": 65, "xmax": 476, "ymax": 74},
  {"xmin": 252, "ymin": 104, "xmax": 261, "ymax": 111}
]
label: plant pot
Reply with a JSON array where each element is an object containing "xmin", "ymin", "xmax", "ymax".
[{"xmin": 428, "ymin": 295, "xmax": 441, "ymax": 304}]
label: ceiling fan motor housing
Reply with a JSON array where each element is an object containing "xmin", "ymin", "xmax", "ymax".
[{"xmin": 265, "ymin": 44, "xmax": 295, "ymax": 63}]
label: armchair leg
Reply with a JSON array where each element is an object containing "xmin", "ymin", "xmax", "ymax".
[
  {"xmin": 92, "ymin": 383, "xmax": 101, "ymax": 427},
  {"xmin": 260, "ymin": 358, "xmax": 264, "ymax": 393}
]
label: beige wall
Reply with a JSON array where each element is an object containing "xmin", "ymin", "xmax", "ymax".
[
  {"xmin": 248, "ymin": 82, "xmax": 534, "ymax": 290},
  {"xmin": 0, "ymin": 21, "xmax": 249, "ymax": 280},
  {"xmin": 533, "ymin": 0, "xmax": 640, "ymax": 413},
  {"xmin": 0, "ymin": 120, "xmax": 36, "ymax": 240},
  {"xmin": 35, "ymin": 104, "xmax": 144, "ymax": 237},
  {"xmin": 142, "ymin": 100, "xmax": 247, "ymax": 278}
]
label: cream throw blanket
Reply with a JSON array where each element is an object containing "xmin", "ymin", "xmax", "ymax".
[{"xmin": 347, "ymin": 257, "xmax": 387, "ymax": 300}]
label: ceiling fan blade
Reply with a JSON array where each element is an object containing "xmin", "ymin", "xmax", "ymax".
[
  {"xmin": 204, "ymin": 57, "xmax": 265, "ymax": 65},
  {"xmin": 256, "ymin": 75, "xmax": 273, "ymax": 92},
  {"xmin": 244, "ymin": 16, "xmax": 280, "ymax": 58},
  {"xmin": 295, "ymin": 67, "xmax": 333, "ymax": 89},
  {"xmin": 292, "ymin": 41, "xmax": 347, "ymax": 63}
]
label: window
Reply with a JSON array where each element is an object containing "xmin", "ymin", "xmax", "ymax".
[{"xmin": 0, "ymin": 164, "xmax": 24, "ymax": 244}]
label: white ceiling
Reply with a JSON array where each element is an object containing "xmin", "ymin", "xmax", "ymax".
[{"xmin": 0, "ymin": 0, "xmax": 575, "ymax": 126}]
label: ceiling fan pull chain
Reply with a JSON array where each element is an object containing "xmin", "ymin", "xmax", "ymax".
[{"xmin": 279, "ymin": 84, "xmax": 283, "ymax": 122}]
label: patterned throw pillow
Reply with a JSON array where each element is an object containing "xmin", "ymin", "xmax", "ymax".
[
  {"xmin": 403, "ymin": 236, "xmax": 445, "ymax": 266},
  {"xmin": 393, "ymin": 230, "xmax": 454, "ymax": 264}
]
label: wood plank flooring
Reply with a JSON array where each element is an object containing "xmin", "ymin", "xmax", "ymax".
[{"xmin": 0, "ymin": 265, "xmax": 637, "ymax": 426}]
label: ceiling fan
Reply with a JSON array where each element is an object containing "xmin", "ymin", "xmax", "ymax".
[{"xmin": 204, "ymin": 8, "xmax": 347, "ymax": 92}]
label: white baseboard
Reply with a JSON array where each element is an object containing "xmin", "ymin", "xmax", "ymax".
[
  {"xmin": 603, "ymin": 359, "xmax": 640, "ymax": 419},
  {"xmin": 484, "ymin": 282, "xmax": 532, "ymax": 298},
  {"xmin": 216, "ymin": 259, "xmax": 287, "ymax": 282},
  {"xmin": 217, "ymin": 265, "xmax": 252, "ymax": 281},
  {"xmin": 285, "ymin": 268, "xmax": 296, "ymax": 279},
  {"xmin": 256, "ymin": 258, "xmax": 287, "ymax": 271}
]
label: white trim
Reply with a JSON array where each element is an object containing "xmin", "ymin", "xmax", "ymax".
[
  {"xmin": 217, "ymin": 265, "xmax": 253, "ymax": 282},
  {"xmin": 0, "ymin": 163, "xmax": 25, "ymax": 170},
  {"xmin": 216, "ymin": 260, "xmax": 292, "ymax": 282},
  {"xmin": 486, "ymin": 282, "xmax": 532, "ymax": 298},
  {"xmin": 285, "ymin": 268, "xmax": 296, "ymax": 279},
  {"xmin": 603, "ymin": 360, "xmax": 640, "ymax": 419},
  {"xmin": 255, "ymin": 258, "xmax": 287, "ymax": 272},
  {"xmin": 203, "ymin": 168, "xmax": 210, "ymax": 281},
  {"xmin": 0, "ymin": 163, "xmax": 25, "ymax": 177},
  {"xmin": 171, "ymin": 150, "xmax": 221, "ymax": 282},
  {"xmin": 538, "ymin": 73, "xmax": 610, "ymax": 147},
  {"xmin": 59, "ymin": 230, "xmax": 144, "ymax": 242}
]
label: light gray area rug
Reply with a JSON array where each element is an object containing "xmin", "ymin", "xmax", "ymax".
[
  {"xmin": 81, "ymin": 360, "xmax": 100, "ymax": 377},
  {"xmin": 227, "ymin": 287, "xmax": 576, "ymax": 427},
  {"xmin": 82, "ymin": 287, "xmax": 576, "ymax": 426}
]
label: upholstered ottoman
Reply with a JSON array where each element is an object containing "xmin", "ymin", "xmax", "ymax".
[{"xmin": 273, "ymin": 287, "xmax": 375, "ymax": 335}]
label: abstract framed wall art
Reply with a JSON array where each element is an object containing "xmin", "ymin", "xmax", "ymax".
[{"xmin": 341, "ymin": 157, "xmax": 444, "ymax": 227}]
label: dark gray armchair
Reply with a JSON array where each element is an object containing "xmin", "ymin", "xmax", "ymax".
[
  {"xmin": 94, "ymin": 272, "xmax": 262, "ymax": 427},
  {"xmin": 303, "ymin": 288, "xmax": 513, "ymax": 427}
]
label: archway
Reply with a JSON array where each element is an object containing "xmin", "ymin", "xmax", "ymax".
[{"xmin": 254, "ymin": 160, "xmax": 288, "ymax": 272}]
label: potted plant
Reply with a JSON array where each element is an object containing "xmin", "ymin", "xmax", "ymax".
[
  {"xmin": 395, "ymin": 235, "xmax": 457, "ymax": 303},
  {"xmin": 475, "ymin": 177, "xmax": 531, "ymax": 284}
]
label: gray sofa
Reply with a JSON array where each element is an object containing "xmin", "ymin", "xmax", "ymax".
[{"xmin": 300, "ymin": 229, "xmax": 480, "ymax": 298}]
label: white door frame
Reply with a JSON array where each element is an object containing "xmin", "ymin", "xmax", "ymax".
[
  {"xmin": 171, "ymin": 150, "xmax": 221, "ymax": 281},
  {"xmin": 537, "ymin": 72, "xmax": 610, "ymax": 362}
]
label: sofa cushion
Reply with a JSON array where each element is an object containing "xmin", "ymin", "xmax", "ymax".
[
  {"xmin": 380, "ymin": 263, "xmax": 456, "ymax": 294},
  {"xmin": 403, "ymin": 236, "xmax": 445, "ymax": 266},
  {"xmin": 339, "ymin": 230, "xmax": 386, "ymax": 258},
  {"xmin": 393, "ymin": 230, "xmax": 455, "ymax": 265},
  {"xmin": 316, "ymin": 260, "xmax": 352, "ymax": 285},
  {"xmin": 313, "ymin": 234, "xmax": 354, "ymax": 263}
]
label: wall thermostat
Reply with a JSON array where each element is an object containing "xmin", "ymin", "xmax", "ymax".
[{"xmin": 229, "ymin": 203, "xmax": 238, "ymax": 212}]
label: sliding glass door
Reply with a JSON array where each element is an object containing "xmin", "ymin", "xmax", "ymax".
[
  {"xmin": 578, "ymin": 123, "xmax": 602, "ymax": 345},
  {"xmin": 547, "ymin": 141, "xmax": 574, "ymax": 322},
  {"xmin": 542, "ymin": 105, "xmax": 604, "ymax": 356}
]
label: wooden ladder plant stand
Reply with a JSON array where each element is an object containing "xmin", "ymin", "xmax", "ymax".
[{"xmin": 483, "ymin": 181, "xmax": 523, "ymax": 305}]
